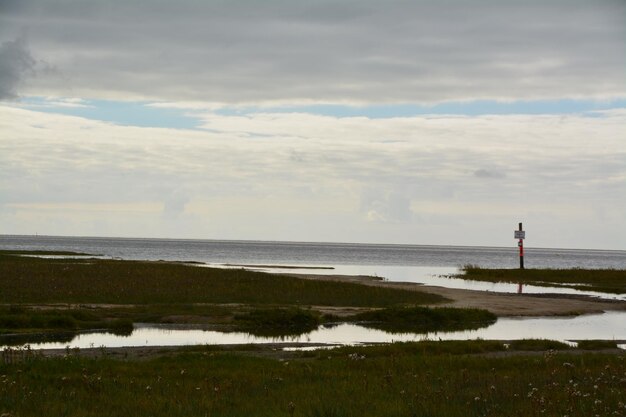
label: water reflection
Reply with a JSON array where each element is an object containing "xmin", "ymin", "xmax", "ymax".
[
  {"xmin": 0, "ymin": 331, "xmax": 75, "ymax": 346},
  {"xmin": 3, "ymin": 312, "xmax": 624, "ymax": 350}
]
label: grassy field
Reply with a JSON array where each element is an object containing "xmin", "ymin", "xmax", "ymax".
[
  {"xmin": 0, "ymin": 251, "xmax": 444, "ymax": 306},
  {"xmin": 460, "ymin": 266, "xmax": 626, "ymax": 294},
  {"xmin": 1, "ymin": 251, "xmax": 624, "ymax": 416},
  {"xmin": 0, "ymin": 342, "xmax": 624, "ymax": 417}
]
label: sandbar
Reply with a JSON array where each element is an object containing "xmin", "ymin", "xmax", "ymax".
[{"xmin": 284, "ymin": 273, "xmax": 626, "ymax": 317}]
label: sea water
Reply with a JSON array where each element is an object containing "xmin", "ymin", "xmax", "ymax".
[{"xmin": 1, "ymin": 235, "xmax": 624, "ymax": 269}]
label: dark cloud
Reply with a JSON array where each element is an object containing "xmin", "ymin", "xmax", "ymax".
[
  {"xmin": 0, "ymin": 37, "xmax": 36, "ymax": 99},
  {"xmin": 0, "ymin": 0, "xmax": 624, "ymax": 102}
]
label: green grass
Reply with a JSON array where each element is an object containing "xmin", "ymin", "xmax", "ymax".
[
  {"xmin": 0, "ymin": 344, "xmax": 624, "ymax": 417},
  {"xmin": 0, "ymin": 306, "xmax": 133, "ymax": 335},
  {"xmin": 0, "ymin": 252, "xmax": 444, "ymax": 306},
  {"xmin": 348, "ymin": 306, "xmax": 497, "ymax": 333},
  {"xmin": 508, "ymin": 339, "xmax": 571, "ymax": 351},
  {"xmin": 576, "ymin": 340, "xmax": 619, "ymax": 350},
  {"xmin": 0, "ymin": 331, "xmax": 76, "ymax": 346},
  {"xmin": 234, "ymin": 307, "xmax": 321, "ymax": 337},
  {"xmin": 328, "ymin": 340, "xmax": 507, "ymax": 357},
  {"xmin": 0, "ymin": 303, "xmax": 245, "ymax": 345},
  {"xmin": 460, "ymin": 266, "xmax": 626, "ymax": 294}
]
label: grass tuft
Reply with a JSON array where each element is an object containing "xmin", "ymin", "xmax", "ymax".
[
  {"xmin": 508, "ymin": 339, "xmax": 570, "ymax": 351},
  {"xmin": 234, "ymin": 308, "xmax": 320, "ymax": 337},
  {"xmin": 349, "ymin": 306, "xmax": 497, "ymax": 333},
  {"xmin": 576, "ymin": 340, "xmax": 618, "ymax": 350}
]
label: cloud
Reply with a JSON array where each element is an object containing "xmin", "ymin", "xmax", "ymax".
[
  {"xmin": 33, "ymin": 97, "xmax": 92, "ymax": 108},
  {"xmin": 0, "ymin": 37, "xmax": 36, "ymax": 99},
  {"xmin": 474, "ymin": 169, "xmax": 506, "ymax": 179},
  {"xmin": 162, "ymin": 191, "xmax": 189, "ymax": 219},
  {"xmin": 1, "ymin": 0, "xmax": 624, "ymax": 103},
  {"xmin": 361, "ymin": 187, "xmax": 413, "ymax": 223},
  {"xmin": 1, "ymin": 104, "xmax": 624, "ymax": 247}
]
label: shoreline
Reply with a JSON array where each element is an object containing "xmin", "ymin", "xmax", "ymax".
[{"xmin": 282, "ymin": 272, "xmax": 626, "ymax": 317}]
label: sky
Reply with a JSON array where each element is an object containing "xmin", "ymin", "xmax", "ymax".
[{"xmin": 0, "ymin": 0, "xmax": 625, "ymax": 249}]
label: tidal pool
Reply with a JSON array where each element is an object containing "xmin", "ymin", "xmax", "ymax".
[{"xmin": 3, "ymin": 311, "xmax": 624, "ymax": 351}]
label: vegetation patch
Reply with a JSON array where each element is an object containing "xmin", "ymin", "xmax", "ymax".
[
  {"xmin": 508, "ymin": 339, "xmax": 571, "ymax": 351},
  {"xmin": 459, "ymin": 266, "xmax": 626, "ymax": 294},
  {"xmin": 576, "ymin": 339, "xmax": 618, "ymax": 350},
  {"xmin": 0, "ymin": 252, "xmax": 445, "ymax": 306},
  {"xmin": 234, "ymin": 308, "xmax": 320, "ymax": 337},
  {"xmin": 329, "ymin": 340, "xmax": 507, "ymax": 357},
  {"xmin": 349, "ymin": 306, "xmax": 497, "ymax": 333},
  {"xmin": 0, "ymin": 346, "xmax": 624, "ymax": 417},
  {"xmin": 0, "ymin": 306, "xmax": 135, "ymax": 338},
  {"xmin": 0, "ymin": 331, "xmax": 76, "ymax": 347}
]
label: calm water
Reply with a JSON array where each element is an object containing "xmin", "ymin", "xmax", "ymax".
[
  {"xmin": 1, "ymin": 235, "xmax": 625, "ymax": 269},
  {"xmin": 3, "ymin": 312, "xmax": 625, "ymax": 350}
]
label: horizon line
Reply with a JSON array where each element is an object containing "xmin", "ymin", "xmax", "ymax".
[{"xmin": 1, "ymin": 233, "xmax": 624, "ymax": 253}]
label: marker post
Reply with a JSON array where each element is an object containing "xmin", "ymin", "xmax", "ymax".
[{"xmin": 514, "ymin": 222, "xmax": 525, "ymax": 270}]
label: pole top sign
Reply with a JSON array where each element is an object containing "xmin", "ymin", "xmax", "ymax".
[{"xmin": 514, "ymin": 230, "xmax": 525, "ymax": 239}]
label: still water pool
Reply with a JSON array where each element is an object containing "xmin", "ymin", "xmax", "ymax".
[{"xmin": 4, "ymin": 312, "xmax": 624, "ymax": 351}]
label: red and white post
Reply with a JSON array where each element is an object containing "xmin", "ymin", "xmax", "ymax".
[{"xmin": 516, "ymin": 222, "xmax": 525, "ymax": 269}]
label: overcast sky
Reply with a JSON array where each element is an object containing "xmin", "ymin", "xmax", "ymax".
[{"xmin": 1, "ymin": 0, "xmax": 625, "ymax": 249}]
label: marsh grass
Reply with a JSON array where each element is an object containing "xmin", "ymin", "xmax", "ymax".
[
  {"xmin": 508, "ymin": 339, "xmax": 571, "ymax": 351},
  {"xmin": 0, "ymin": 331, "xmax": 76, "ymax": 346},
  {"xmin": 0, "ymin": 304, "xmax": 500, "ymax": 344},
  {"xmin": 576, "ymin": 340, "xmax": 618, "ymax": 350},
  {"xmin": 0, "ymin": 252, "xmax": 463, "ymax": 338},
  {"xmin": 0, "ymin": 252, "xmax": 444, "ymax": 306},
  {"xmin": 234, "ymin": 308, "xmax": 321, "ymax": 337},
  {"xmin": 460, "ymin": 266, "xmax": 626, "ymax": 294},
  {"xmin": 0, "ymin": 343, "xmax": 623, "ymax": 417},
  {"xmin": 349, "ymin": 306, "xmax": 497, "ymax": 333},
  {"xmin": 1, "ymin": 307, "xmax": 99, "ymax": 332},
  {"xmin": 0, "ymin": 303, "xmax": 242, "ymax": 345},
  {"xmin": 328, "ymin": 340, "xmax": 508, "ymax": 357}
]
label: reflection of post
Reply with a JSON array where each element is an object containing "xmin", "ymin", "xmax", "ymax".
[
  {"xmin": 517, "ymin": 282, "xmax": 523, "ymax": 294},
  {"xmin": 518, "ymin": 222, "xmax": 524, "ymax": 270}
]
